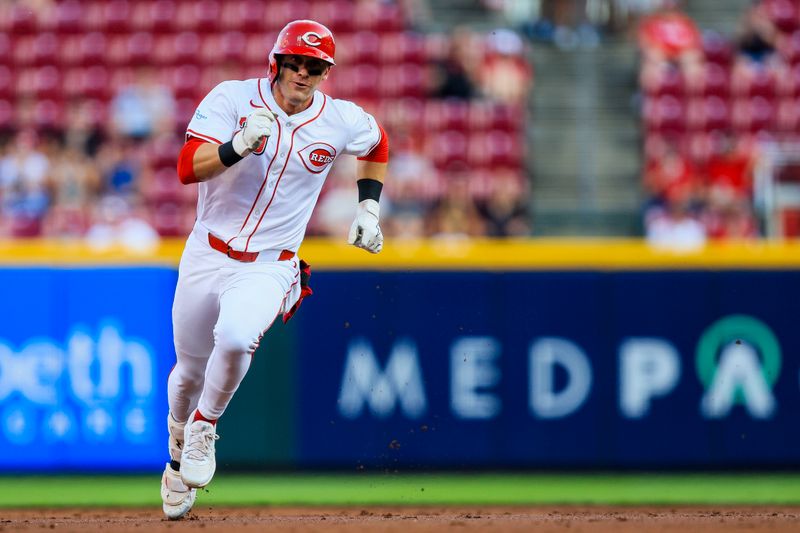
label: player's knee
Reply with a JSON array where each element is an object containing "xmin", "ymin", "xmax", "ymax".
[{"xmin": 214, "ymin": 326, "xmax": 258, "ymax": 357}]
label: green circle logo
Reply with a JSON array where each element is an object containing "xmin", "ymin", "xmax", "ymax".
[{"xmin": 696, "ymin": 315, "xmax": 781, "ymax": 393}]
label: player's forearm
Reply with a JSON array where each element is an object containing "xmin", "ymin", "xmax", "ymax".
[
  {"xmin": 356, "ymin": 160, "xmax": 387, "ymax": 184},
  {"xmin": 191, "ymin": 143, "xmax": 230, "ymax": 182}
]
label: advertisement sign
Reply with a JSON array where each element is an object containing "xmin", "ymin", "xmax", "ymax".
[
  {"xmin": 0, "ymin": 268, "xmax": 176, "ymax": 471},
  {"xmin": 295, "ymin": 270, "xmax": 800, "ymax": 468}
]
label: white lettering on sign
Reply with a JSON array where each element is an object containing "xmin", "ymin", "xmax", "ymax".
[
  {"xmin": 450, "ymin": 337, "xmax": 501, "ymax": 419},
  {"xmin": 619, "ymin": 338, "xmax": 681, "ymax": 418},
  {"xmin": 338, "ymin": 338, "xmax": 427, "ymax": 419}
]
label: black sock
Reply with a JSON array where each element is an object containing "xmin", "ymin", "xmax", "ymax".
[{"xmin": 170, "ymin": 460, "xmax": 181, "ymax": 472}]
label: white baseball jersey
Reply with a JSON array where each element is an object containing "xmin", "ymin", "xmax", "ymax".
[{"xmin": 186, "ymin": 78, "xmax": 382, "ymax": 253}]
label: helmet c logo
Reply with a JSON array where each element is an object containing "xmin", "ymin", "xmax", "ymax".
[{"xmin": 301, "ymin": 32, "xmax": 322, "ymax": 47}]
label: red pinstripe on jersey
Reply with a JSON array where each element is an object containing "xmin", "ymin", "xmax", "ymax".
[
  {"xmin": 229, "ymin": 125, "xmax": 281, "ymax": 245},
  {"xmin": 186, "ymin": 129, "xmax": 223, "ymax": 144},
  {"xmin": 243, "ymin": 91, "xmax": 328, "ymax": 251}
]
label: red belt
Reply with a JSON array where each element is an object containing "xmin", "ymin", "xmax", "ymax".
[{"xmin": 207, "ymin": 233, "xmax": 294, "ymax": 263}]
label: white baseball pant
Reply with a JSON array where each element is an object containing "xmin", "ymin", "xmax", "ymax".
[{"xmin": 167, "ymin": 228, "xmax": 301, "ymax": 423}]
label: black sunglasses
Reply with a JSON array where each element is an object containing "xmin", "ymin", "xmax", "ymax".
[{"xmin": 282, "ymin": 58, "xmax": 327, "ymax": 77}]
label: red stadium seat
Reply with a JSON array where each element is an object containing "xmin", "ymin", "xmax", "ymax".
[
  {"xmin": 271, "ymin": 0, "xmax": 311, "ymax": 31},
  {"xmin": 146, "ymin": 168, "xmax": 184, "ymax": 203},
  {"xmin": 310, "ymin": 0, "xmax": 354, "ymax": 33},
  {"xmin": 243, "ymin": 34, "xmax": 273, "ymax": 68},
  {"xmin": 193, "ymin": 0, "xmax": 222, "ymax": 32},
  {"xmin": 120, "ymin": 33, "xmax": 156, "ymax": 67},
  {"xmin": 399, "ymin": 32, "xmax": 427, "ymax": 64},
  {"xmin": 55, "ymin": 0, "xmax": 86, "ymax": 34},
  {"xmin": 174, "ymin": 98, "xmax": 199, "ymax": 133},
  {"xmin": 378, "ymin": 63, "xmax": 425, "ymax": 98},
  {"xmin": 746, "ymin": 67, "xmax": 777, "ymax": 98},
  {"xmin": 0, "ymin": 66, "xmax": 13, "ymax": 99},
  {"xmin": 732, "ymin": 96, "xmax": 776, "ymax": 133},
  {"xmin": 103, "ymin": 0, "xmax": 133, "ymax": 33},
  {"xmin": 58, "ymin": 35, "xmax": 82, "ymax": 67},
  {"xmin": 440, "ymin": 99, "xmax": 471, "ymax": 131},
  {"xmin": 218, "ymin": 31, "xmax": 247, "ymax": 64},
  {"xmin": 150, "ymin": 201, "xmax": 182, "ymax": 236},
  {"xmin": 13, "ymin": 36, "xmax": 35, "ymax": 67},
  {"xmin": 649, "ymin": 64, "xmax": 685, "ymax": 97},
  {"xmin": 781, "ymin": 31, "xmax": 800, "ymax": 65},
  {"xmin": 0, "ymin": 34, "xmax": 11, "ymax": 66},
  {"xmin": 776, "ymin": 97, "xmax": 800, "ymax": 132},
  {"xmin": 77, "ymin": 32, "xmax": 108, "ymax": 67},
  {"xmin": 149, "ymin": 0, "xmax": 178, "ymax": 34},
  {"xmin": 643, "ymin": 94, "xmax": 687, "ymax": 134},
  {"xmin": 374, "ymin": 2, "xmax": 405, "ymax": 32},
  {"xmin": 701, "ymin": 31, "xmax": 733, "ymax": 65},
  {"xmin": 80, "ymin": 66, "xmax": 112, "ymax": 101},
  {"xmin": 378, "ymin": 32, "xmax": 405, "ymax": 63},
  {"xmin": 174, "ymin": 32, "xmax": 202, "ymax": 67},
  {"xmin": 8, "ymin": 4, "xmax": 39, "ymax": 35},
  {"xmin": 33, "ymin": 99, "xmax": 64, "ymax": 131},
  {"xmin": 765, "ymin": 0, "xmax": 799, "ymax": 33},
  {"xmin": 0, "ymin": 99, "xmax": 14, "ymax": 131},
  {"xmin": 17, "ymin": 65, "xmax": 65, "ymax": 101},
  {"xmin": 483, "ymin": 130, "xmax": 522, "ymax": 168},
  {"xmin": 699, "ymin": 63, "xmax": 731, "ymax": 98},
  {"xmin": 31, "ymin": 32, "xmax": 59, "ymax": 67},
  {"xmin": 688, "ymin": 95, "xmax": 731, "ymax": 132},
  {"xmin": 170, "ymin": 65, "xmax": 202, "ymax": 99},
  {"xmin": 426, "ymin": 130, "xmax": 469, "ymax": 170},
  {"xmin": 220, "ymin": 1, "xmax": 265, "ymax": 33},
  {"xmin": 350, "ymin": 64, "xmax": 380, "ymax": 99},
  {"xmin": 351, "ymin": 32, "xmax": 382, "ymax": 65}
]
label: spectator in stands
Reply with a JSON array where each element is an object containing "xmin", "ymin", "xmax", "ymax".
[
  {"xmin": 477, "ymin": 169, "xmax": 530, "ymax": 236},
  {"xmin": 0, "ymin": 130, "xmax": 50, "ymax": 237},
  {"xmin": 110, "ymin": 67, "xmax": 176, "ymax": 140},
  {"xmin": 704, "ymin": 134, "xmax": 755, "ymax": 207},
  {"xmin": 85, "ymin": 194, "xmax": 160, "ymax": 253},
  {"xmin": 480, "ymin": 29, "xmax": 534, "ymax": 105},
  {"xmin": 43, "ymin": 142, "xmax": 101, "ymax": 238},
  {"xmin": 427, "ymin": 173, "xmax": 486, "ymax": 238},
  {"xmin": 645, "ymin": 197, "xmax": 707, "ymax": 251},
  {"xmin": 643, "ymin": 137, "xmax": 703, "ymax": 212},
  {"xmin": 703, "ymin": 198, "xmax": 759, "ymax": 240},
  {"xmin": 736, "ymin": 0, "xmax": 779, "ymax": 64},
  {"xmin": 95, "ymin": 138, "xmax": 144, "ymax": 197},
  {"xmin": 427, "ymin": 26, "xmax": 479, "ymax": 99},
  {"xmin": 64, "ymin": 99, "xmax": 105, "ymax": 158},
  {"xmin": 637, "ymin": 0, "xmax": 704, "ymax": 96}
]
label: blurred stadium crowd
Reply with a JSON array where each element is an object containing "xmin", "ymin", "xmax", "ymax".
[
  {"xmin": 0, "ymin": 0, "xmax": 532, "ymax": 247},
  {"xmin": 640, "ymin": 0, "xmax": 800, "ymax": 246},
  {"xmin": 0, "ymin": 0, "xmax": 797, "ymax": 246}
]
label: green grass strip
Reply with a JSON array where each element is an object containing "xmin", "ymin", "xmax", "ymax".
[{"xmin": 1, "ymin": 473, "xmax": 799, "ymax": 507}]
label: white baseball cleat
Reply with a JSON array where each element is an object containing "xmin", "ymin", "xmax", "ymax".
[
  {"xmin": 167, "ymin": 412, "xmax": 185, "ymax": 463},
  {"xmin": 180, "ymin": 411, "xmax": 219, "ymax": 488},
  {"xmin": 161, "ymin": 463, "xmax": 196, "ymax": 520}
]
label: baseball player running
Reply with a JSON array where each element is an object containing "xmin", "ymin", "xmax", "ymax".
[{"xmin": 160, "ymin": 20, "xmax": 389, "ymax": 519}]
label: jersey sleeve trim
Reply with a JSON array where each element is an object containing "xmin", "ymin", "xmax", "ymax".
[
  {"xmin": 357, "ymin": 124, "xmax": 389, "ymax": 163},
  {"xmin": 186, "ymin": 129, "xmax": 223, "ymax": 145}
]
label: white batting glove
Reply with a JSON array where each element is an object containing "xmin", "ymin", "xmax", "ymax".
[
  {"xmin": 348, "ymin": 199, "xmax": 383, "ymax": 254},
  {"xmin": 232, "ymin": 108, "xmax": 276, "ymax": 156}
]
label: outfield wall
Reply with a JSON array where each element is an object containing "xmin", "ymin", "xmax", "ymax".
[{"xmin": 1, "ymin": 239, "xmax": 799, "ymax": 471}]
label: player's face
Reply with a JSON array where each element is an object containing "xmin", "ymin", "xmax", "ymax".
[{"xmin": 276, "ymin": 55, "xmax": 330, "ymax": 107}]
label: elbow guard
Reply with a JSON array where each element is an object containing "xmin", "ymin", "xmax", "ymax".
[{"xmin": 177, "ymin": 138, "xmax": 206, "ymax": 184}]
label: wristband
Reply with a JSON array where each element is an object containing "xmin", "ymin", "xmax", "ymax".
[
  {"xmin": 218, "ymin": 141, "xmax": 244, "ymax": 167},
  {"xmin": 357, "ymin": 178, "xmax": 383, "ymax": 202}
]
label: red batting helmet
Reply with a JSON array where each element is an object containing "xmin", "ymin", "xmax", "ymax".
[{"xmin": 268, "ymin": 20, "xmax": 336, "ymax": 80}]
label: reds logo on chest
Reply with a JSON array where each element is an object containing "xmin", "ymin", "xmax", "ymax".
[{"xmin": 298, "ymin": 142, "xmax": 337, "ymax": 173}]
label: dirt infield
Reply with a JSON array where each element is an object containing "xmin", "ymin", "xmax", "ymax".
[{"xmin": 1, "ymin": 506, "xmax": 799, "ymax": 532}]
